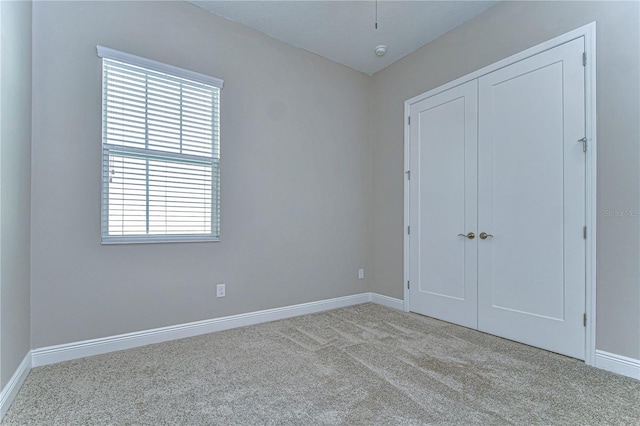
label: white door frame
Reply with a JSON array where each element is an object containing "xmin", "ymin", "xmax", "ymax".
[{"xmin": 403, "ymin": 23, "xmax": 597, "ymax": 366}]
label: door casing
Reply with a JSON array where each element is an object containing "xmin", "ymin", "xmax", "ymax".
[{"xmin": 403, "ymin": 22, "xmax": 597, "ymax": 366}]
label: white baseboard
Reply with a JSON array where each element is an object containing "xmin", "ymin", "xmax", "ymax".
[
  {"xmin": 7, "ymin": 292, "xmax": 400, "ymax": 419},
  {"xmin": 370, "ymin": 293, "xmax": 404, "ymax": 310},
  {"xmin": 33, "ymin": 293, "xmax": 394, "ymax": 368},
  {"xmin": 0, "ymin": 351, "xmax": 32, "ymax": 421},
  {"xmin": 595, "ymin": 350, "xmax": 640, "ymax": 380}
]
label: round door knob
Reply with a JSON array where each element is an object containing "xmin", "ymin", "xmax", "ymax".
[
  {"xmin": 458, "ymin": 232, "xmax": 475, "ymax": 240},
  {"xmin": 479, "ymin": 232, "xmax": 494, "ymax": 240}
]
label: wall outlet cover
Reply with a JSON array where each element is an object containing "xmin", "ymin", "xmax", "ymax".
[{"xmin": 216, "ymin": 283, "xmax": 225, "ymax": 298}]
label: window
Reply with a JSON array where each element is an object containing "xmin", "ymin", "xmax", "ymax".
[{"xmin": 98, "ymin": 46, "xmax": 223, "ymax": 243}]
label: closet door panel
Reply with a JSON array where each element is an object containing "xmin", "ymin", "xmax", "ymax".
[
  {"xmin": 409, "ymin": 80, "xmax": 478, "ymax": 328},
  {"xmin": 477, "ymin": 37, "xmax": 586, "ymax": 359}
]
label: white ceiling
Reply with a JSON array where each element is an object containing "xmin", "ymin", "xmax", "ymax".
[{"xmin": 190, "ymin": 1, "xmax": 499, "ymax": 75}]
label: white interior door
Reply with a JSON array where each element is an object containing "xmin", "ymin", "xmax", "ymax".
[
  {"xmin": 477, "ymin": 37, "xmax": 586, "ymax": 359},
  {"xmin": 409, "ymin": 80, "xmax": 478, "ymax": 329}
]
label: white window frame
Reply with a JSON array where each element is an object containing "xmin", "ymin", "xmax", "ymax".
[{"xmin": 98, "ymin": 46, "xmax": 223, "ymax": 244}]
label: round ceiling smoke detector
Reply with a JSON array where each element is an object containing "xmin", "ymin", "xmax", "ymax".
[{"xmin": 375, "ymin": 45, "xmax": 387, "ymax": 57}]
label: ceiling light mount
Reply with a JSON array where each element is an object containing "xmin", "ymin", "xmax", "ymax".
[{"xmin": 375, "ymin": 45, "xmax": 387, "ymax": 57}]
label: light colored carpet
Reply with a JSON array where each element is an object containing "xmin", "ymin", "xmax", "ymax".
[{"xmin": 4, "ymin": 303, "xmax": 639, "ymax": 425}]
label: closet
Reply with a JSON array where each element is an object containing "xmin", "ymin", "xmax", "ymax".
[{"xmin": 406, "ymin": 36, "xmax": 588, "ymax": 360}]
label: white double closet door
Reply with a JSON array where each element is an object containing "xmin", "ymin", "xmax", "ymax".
[{"xmin": 408, "ymin": 38, "xmax": 586, "ymax": 359}]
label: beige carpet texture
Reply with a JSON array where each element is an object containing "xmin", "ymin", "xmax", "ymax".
[{"xmin": 4, "ymin": 303, "xmax": 640, "ymax": 425}]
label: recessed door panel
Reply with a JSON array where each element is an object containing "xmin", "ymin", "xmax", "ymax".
[
  {"xmin": 420, "ymin": 97, "xmax": 465, "ymax": 298},
  {"xmin": 489, "ymin": 61, "xmax": 565, "ymax": 320}
]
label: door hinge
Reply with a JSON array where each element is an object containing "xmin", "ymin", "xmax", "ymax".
[
  {"xmin": 578, "ymin": 137, "xmax": 587, "ymax": 152},
  {"xmin": 406, "ymin": 170, "xmax": 411, "ymax": 180},
  {"xmin": 407, "ymin": 280, "xmax": 410, "ymax": 289},
  {"xmin": 583, "ymin": 226, "xmax": 587, "ymax": 239},
  {"xmin": 408, "ymin": 116, "xmax": 411, "ymax": 125},
  {"xmin": 583, "ymin": 313, "xmax": 587, "ymax": 327},
  {"xmin": 583, "ymin": 52, "xmax": 587, "ymax": 66},
  {"xmin": 407, "ymin": 226, "xmax": 411, "ymax": 235}
]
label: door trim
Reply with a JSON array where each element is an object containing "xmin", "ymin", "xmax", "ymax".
[{"xmin": 404, "ymin": 22, "xmax": 597, "ymax": 366}]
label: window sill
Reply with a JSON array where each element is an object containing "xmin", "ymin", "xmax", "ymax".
[{"xmin": 101, "ymin": 235, "xmax": 220, "ymax": 245}]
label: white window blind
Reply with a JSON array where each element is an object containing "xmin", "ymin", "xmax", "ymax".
[{"xmin": 99, "ymin": 47, "xmax": 222, "ymax": 243}]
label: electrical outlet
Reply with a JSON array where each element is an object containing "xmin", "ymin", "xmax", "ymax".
[
  {"xmin": 358, "ymin": 269, "xmax": 364, "ymax": 279},
  {"xmin": 216, "ymin": 283, "xmax": 226, "ymax": 298}
]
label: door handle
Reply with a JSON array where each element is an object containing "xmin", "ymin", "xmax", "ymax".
[
  {"xmin": 458, "ymin": 232, "xmax": 475, "ymax": 240},
  {"xmin": 479, "ymin": 232, "xmax": 494, "ymax": 240}
]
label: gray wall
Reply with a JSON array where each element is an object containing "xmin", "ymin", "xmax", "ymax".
[
  {"xmin": 0, "ymin": 0, "xmax": 32, "ymax": 388},
  {"xmin": 30, "ymin": 1, "xmax": 372, "ymax": 348},
  {"xmin": 371, "ymin": 1, "xmax": 640, "ymax": 359},
  {"xmin": 29, "ymin": 0, "xmax": 640, "ymax": 362}
]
